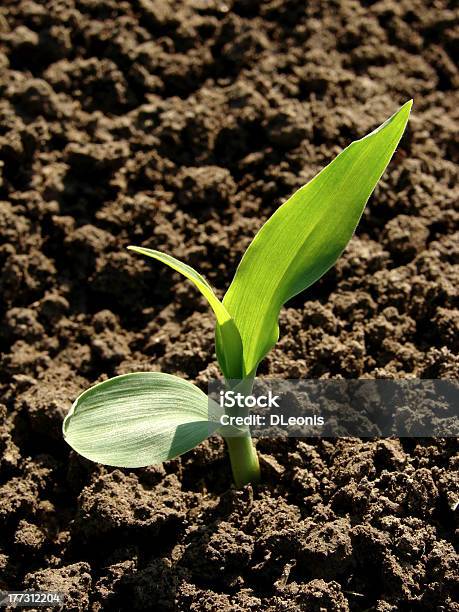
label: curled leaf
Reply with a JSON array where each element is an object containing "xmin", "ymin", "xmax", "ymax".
[
  {"xmin": 63, "ymin": 372, "xmax": 221, "ymax": 467},
  {"xmin": 128, "ymin": 246, "xmax": 243, "ymax": 379}
]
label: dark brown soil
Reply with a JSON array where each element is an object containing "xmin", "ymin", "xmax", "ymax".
[{"xmin": 0, "ymin": 0, "xmax": 458, "ymax": 610}]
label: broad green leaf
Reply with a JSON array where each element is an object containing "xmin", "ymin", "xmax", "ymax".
[
  {"xmin": 128, "ymin": 246, "xmax": 243, "ymax": 379},
  {"xmin": 63, "ymin": 372, "xmax": 221, "ymax": 467},
  {"xmin": 219, "ymin": 101, "xmax": 412, "ymax": 377}
]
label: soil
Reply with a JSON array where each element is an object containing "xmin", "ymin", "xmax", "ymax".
[{"xmin": 0, "ymin": 0, "xmax": 458, "ymax": 610}]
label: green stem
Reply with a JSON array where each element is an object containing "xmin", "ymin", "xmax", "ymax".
[
  {"xmin": 220, "ymin": 375, "xmax": 260, "ymax": 488},
  {"xmin": 224, "ymin": 433, "xmax": 260, "ymax": 488}
]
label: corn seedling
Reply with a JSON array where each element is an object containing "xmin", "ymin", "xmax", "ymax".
[{"xmin": 63, "ymin": 101, "xmax": 412, "ymax": 487}]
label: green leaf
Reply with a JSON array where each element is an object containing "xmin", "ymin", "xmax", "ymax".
[
  {"xmin": 127, "ymin": 246, "xmax": 243, "ymax": 379},
  {"xmin": 63, "ymin": 372, "xmax": 221, "ymax": 468},
  {"xmin": 219, "ymin": 101, "xmax": 412, "ymax": 377}
]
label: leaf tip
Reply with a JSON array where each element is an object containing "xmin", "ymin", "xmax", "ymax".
[
  {"xmin": 394, "ymin": 100, "xmax": 413, "ymax": 127},
  {"xmin": 127, "ymin": 245, "xmax": 145, "ymax": 257},
  {"xmin": 391, "ymin": 100, "xmax": 413, "ymax": 139},
  {"xmin": 401, "ymin": 98, "xmax": 413, "ymax": 115}
]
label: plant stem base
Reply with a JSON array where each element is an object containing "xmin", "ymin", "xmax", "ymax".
[{"xmin": 224, "ymin": 434, "xmax": 260, "ymax": 488}]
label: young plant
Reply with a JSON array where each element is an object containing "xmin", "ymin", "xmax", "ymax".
[{"xmin": 63, "ymin": 101, "xmax": 412, "ymax": 487}]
